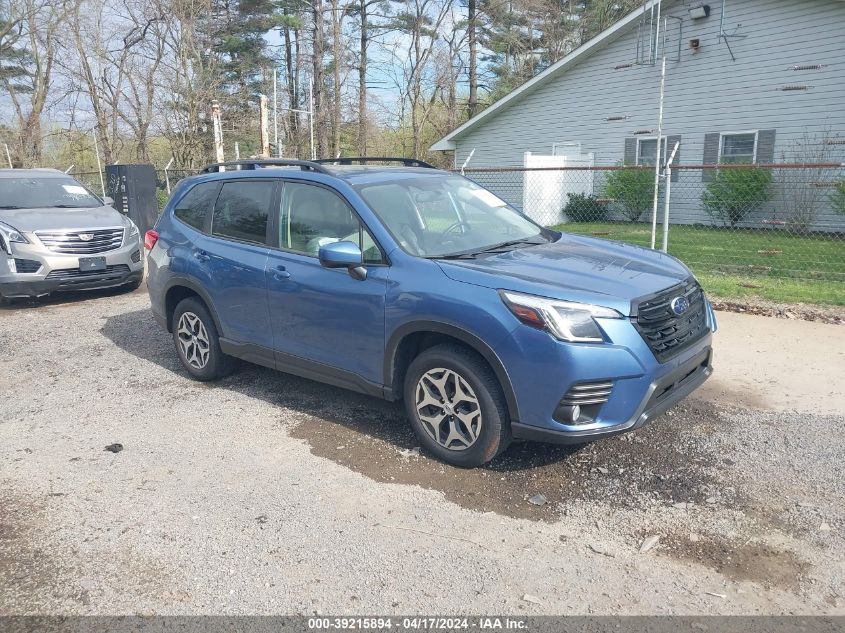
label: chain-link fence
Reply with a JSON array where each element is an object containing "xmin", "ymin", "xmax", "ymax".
[
  {"xmin": 66, "ymin": 163, "xmax": 845, "ymax": 304},
  {"xmin": 459, "ymin": 164, "xmax": 845, "ymax": 304},
  {"xmin": 69, "ymin": 169, "xmax": 200, "ymax": 212}
]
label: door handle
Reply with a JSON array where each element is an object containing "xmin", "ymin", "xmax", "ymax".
[
  {"xmin": 273, "ymin": 264, "xmax": 291, "ymax": 280},
  {"xmin": 193, "ymin": 249, "xmax": 210, "ymax": 262}
]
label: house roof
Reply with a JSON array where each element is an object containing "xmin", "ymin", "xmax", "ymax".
[{"xmin": 430, "ymin": 0, "xmax": 670, "ymax": 152}]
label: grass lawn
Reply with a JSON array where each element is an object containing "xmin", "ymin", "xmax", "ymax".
[{"xmin": 552, "ymin": 222, "xmax": 845, "ymax": 306}]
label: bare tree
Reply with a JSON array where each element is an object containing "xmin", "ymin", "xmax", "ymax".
[
  {"xmin": 65, "ymin": 0, "xmax": 128, "ymax": 164},
  {"xmin": 0, "ymin": 0, "xmax": 65, "ymax": 166},
  {"xmin": 154, "ymin": 0, "xmax": 219, "ymax": 168},
  {"xmin": 328, "ymin": 0, "xmax": 350, "ymax": 157},
  {"xmin": 116, "ymin": 0, "xmax": 167, "ymax": 162},
  {"xmin": 466, "ymin": 0, "xmax": 477, "ymax": 117},
  {"xmin": 387, "ymin": 0, "xmax": 451, "ymax": 158},
  {"xmin": 311, "ymin": 0, "xmax": 328, "ymax": 156}
]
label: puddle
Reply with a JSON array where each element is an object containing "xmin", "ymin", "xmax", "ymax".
[
  {"xmin": 288, "ymin": 396, "xmax": 723, "ymax": 522},
  {"xmin": 288, "ymin": 393, "xmax": 810, "ymax": 589}
]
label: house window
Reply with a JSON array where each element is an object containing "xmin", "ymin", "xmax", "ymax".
[
  {"xmin": 720, "ymin": 132, "xmax": 757, "ymax": 164},
  {"xmin": 637, "ymin": 137, "xmax": 667, "ymax": 166},
  {"xmin": 553, "ymin": 142, "xmax": 582, "ymax": 158}
]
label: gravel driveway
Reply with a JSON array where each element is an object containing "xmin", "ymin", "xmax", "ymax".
[{"xmin": 1, "ymin": 287, "xmax": 843, "ymax": 615}]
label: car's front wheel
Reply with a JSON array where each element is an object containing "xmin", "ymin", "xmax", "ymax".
[
  {"xmin": 172, "ymin": 297, "xmax": 235, "ymax": 381},
  {"xmin": 403, "ymin": 344, "xmax": 512, "ymax": 468}
]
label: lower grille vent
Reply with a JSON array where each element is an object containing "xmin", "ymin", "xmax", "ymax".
[
  {"xmin": 561, "ymin": 381, "xmax": 613, "ymax": 406},
  {"xmin": 14, "ymin": 258, "xmax": 42, "ymax": 273}
]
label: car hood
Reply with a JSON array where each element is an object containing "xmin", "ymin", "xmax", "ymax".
[
  {"xmin": 0, "ymin": 205, "xmax": 126, "ymax": 232},
  {"xmin": 435, "ymin": 233, "xmax": 692, "ymax": 315}
]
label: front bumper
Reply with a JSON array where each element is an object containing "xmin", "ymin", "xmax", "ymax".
[
  {"xmin": 511, "ymin": 345, "xmax": 712, "ymax": 444},
  {"xmin": 496, "ymin": 299, "xmax": 716, "ymax": 444},
  {"xmin": 0, "ymin": 236, "xmax": 144, "ymax": 298}
]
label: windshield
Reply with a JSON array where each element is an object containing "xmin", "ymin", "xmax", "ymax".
[
  {"xmin": 0, "ymin": 177, "xmax": 103, "ymax": 209},
  {"xmin": 356, "ymin": 175, "xmax": 553, "ymax": 258}
]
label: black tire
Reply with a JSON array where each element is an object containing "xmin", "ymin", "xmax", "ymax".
[
  {"xmin": 403, "ymin": 343, "xmax": 512, "ymax": 468},
  {"xmin": 171, "ymin": 296, "xmax": 236, "ymax": 381}
]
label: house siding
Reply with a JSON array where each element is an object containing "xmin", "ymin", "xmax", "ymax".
[{"xmin": 447, "ymin": 0, "xmax": 845, "ymax": 230}]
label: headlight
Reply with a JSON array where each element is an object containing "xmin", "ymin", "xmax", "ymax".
[
  {"xmin": 124, "ymin": 218, "xmax": 139, "ymax": 244},
  {"xmin": 0, "ymin": 221, "xmax": 29, "ymax": 254},
  {"xmin": 499, "ymin": 290, "xmax": 623, "ymax": 342}
]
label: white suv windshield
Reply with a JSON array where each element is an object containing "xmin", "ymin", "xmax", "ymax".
[
  {"xmin": 0, "ymin": 177, "xmax": 103, "ymax": 209},
  {"xmin": 356, "ymin": 175, "xmax": 551, "ymax": 258}
]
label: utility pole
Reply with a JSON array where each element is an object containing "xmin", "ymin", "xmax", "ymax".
[
  {"xmin": 259, "ymin": 95, "xmax": 270, "ymax": 158},
  {"xmin": 211, "ymin": 100, "xmax": 225, "ymax": 165},
  {"xmin": 273, "ymin": 67, "xmax": 281, "ymax": 157},
  {"xmin": 650, "ymin": 47, "xmax": 667, "ymax": 249},
  {"xmin": 309, "ymin": 79, "xmax": 316, "ymax": 160},
  {"xmin": 92, "ymin": 130, "xmax": 105, "ymax": 196}
]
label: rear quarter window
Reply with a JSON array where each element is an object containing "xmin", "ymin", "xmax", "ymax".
[
  {"xmin": 211, "ymin": 180, "xmax": 274, "ymax": 245},
  {"xmin": 173, "ymin": 182, "xmax": 219, "ymax": 231}
]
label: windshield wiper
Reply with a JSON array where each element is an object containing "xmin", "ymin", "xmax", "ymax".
[
  {"xmin": 430, "ymin": 252, "xmax": 480, "ymax": 260},
  {"xmin": 51, "ymin": 204, "xmax": 91, "ymax": 208},
  {"xmin": 431, "ymin": 237, "xmax": 546, "ymax": 261},
  {"xmin": 0, "ymin": 205, "xmax": 24, "ymax": 209},
  {"xmin": 473, "ymin": 236, "xmax": 548, "ymax": 254}
]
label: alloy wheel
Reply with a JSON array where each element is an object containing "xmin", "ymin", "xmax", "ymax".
[
  {"xmin": 176, "ymin": 311, "xmax": 210, "ymax": 369},
  {"xmin": 415, "ymin": 367, "xmax": 482, "ymax": 451}
]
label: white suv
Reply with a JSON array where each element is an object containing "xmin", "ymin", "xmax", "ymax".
[{"xmin": 0, "ymin": 169, "xmax": 144, "ymax": 301}]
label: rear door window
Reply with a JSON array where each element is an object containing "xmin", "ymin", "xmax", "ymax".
[
  {"xmin": 173, "ymin": 181, "xmax": 219, "ymax": 231},
  {"xmin": 211, "ymin": 180, "xmax": 274, "ymax": 245}
]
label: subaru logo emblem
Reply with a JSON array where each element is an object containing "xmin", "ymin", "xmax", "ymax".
[
  {"xmin": 670, "ymin": 296, "xmax": 690, "ymax": 316},
  {"xmin": 78, "ymin": 233, "xmax": 94, "ymax": 241}
]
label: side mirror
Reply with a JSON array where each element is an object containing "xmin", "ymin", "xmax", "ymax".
[
  {"xmin": 318, "ymin": 240, "xmax": 367, "ymax": 280},
  {"xmin": 103, "ymin": 196, "xmax": 115, "ymax": 206}
]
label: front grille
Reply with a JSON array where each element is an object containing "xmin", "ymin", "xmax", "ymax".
[
  {"xmin": 36, "ymin": 228, "xmax": 124, "ymax": 254},
  {"xmin": 46, "ymin": 264, "xmax": 131, "ymax": 286},
  {"xmin": 635, "ymin": 278, "xmax": 708, "ymax": 362},
  {"xmin": 561, "ymin": 381, "xmax": 613, "ymax": 406},
  {"xmin": 13, "ymin": 258, "xmax": 41, "ymax": 273}
]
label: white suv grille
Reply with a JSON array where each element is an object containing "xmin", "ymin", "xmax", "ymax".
[{"xmin": 36, "ymin": 228, "xmax": 125, "ymax": 254}]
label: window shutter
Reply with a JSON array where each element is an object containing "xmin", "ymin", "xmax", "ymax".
[
  {"xmin": 666, "ymin": 135, "xmax": 681, "ymax": 182},
  {"xmin": 624, "ymin": 138, "xmax": 637, "ymax": 165},
  {"xmin": 756, "ymin": 129, "xmax": 776, "ymax": 164},
  {"xmin": 702, "ymin": 132, "xmax": 720, "ymax": 182}
]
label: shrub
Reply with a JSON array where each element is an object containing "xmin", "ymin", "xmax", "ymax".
[
  {"xmin": 602, "ymin": 167, "xmax": 653, "ymax": 222},
  {"xmin": 831, "ymin": 179, "xmax": 845, "ymax": 216},
  {"xmin": 702, "ymin": 167, "xmax": 773, "ymax": 227},
  {"xmin": 156, "ymin": 189, "xmax": 169, "ymax": 212},
  {"xmin": 562, "ymin": 193, "xmax": 608, "ymax": 222}
]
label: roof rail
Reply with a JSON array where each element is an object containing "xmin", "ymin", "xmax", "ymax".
[
  {"xmin": 200, "ymin": 159, "xmax": 332, "ymax": 175},
  {"xmin": 313, "ymin": 156, "xmax": 436, "ymax": 169}
]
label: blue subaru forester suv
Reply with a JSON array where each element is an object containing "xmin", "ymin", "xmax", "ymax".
[{"xmin": 146, "ymin": 157, "xmax": 715, "ymax": 467}]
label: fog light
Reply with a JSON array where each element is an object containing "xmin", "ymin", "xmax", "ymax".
[{"xmin": 556, "ymin": 404, "xmax": 582, "ymax": 424}]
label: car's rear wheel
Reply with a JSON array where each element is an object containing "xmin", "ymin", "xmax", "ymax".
[
  {"xmin": 172, "ymin": 297, "xmax": 235, "ymax": 381},
  {"xmin": 403, "ymin": 344, "xmax": 511, "ymax": 468}
]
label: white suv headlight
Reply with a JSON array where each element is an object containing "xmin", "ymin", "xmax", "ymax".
[
  {"xmin": 124, "ymin": 218, "xmax": 139, "ymax": 243},
  {"xmin": 0, "ymin": 221, "xmax": 29, "ymax": 254},
  {"xmin": 499, "ymin": 290, "xmax": 623, "ymax": 342}
]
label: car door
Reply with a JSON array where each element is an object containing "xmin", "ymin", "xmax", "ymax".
[
  {"xmin": 200, "ymin": 179, "xmax": 276, "ymax": 350},
  {"xmin": 266, "ymin": 180, "xmax": 388, "ymax": 387}
]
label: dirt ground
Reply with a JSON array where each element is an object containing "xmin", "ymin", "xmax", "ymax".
[{"xmin": 0, "ymin": 287, "xmax": 843, "ymax": 615}]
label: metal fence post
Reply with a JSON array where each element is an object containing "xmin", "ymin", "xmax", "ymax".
[{"xmin": 662, "ymin": 140, "xmax": 680, "ymax": 253}]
